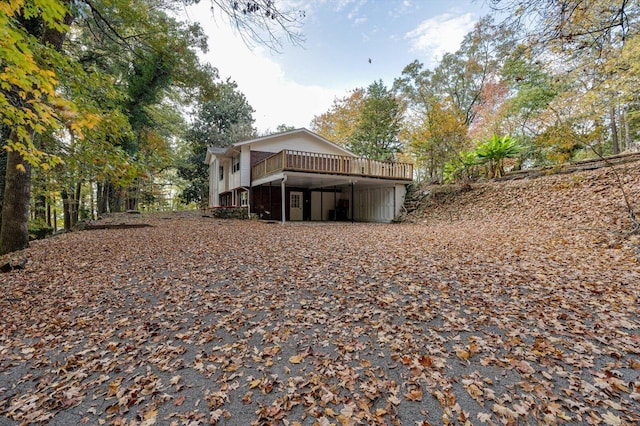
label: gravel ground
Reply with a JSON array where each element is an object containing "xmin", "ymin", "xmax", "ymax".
[{"xmin": 0, "ymin": 213, "xmax": 639, "ymax": 425}]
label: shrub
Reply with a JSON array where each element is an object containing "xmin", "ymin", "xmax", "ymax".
[
  {"xmin": 28, "ymin": 218, "xmax": 53, "ymax": 241},
  {"xmin": 475, "ymin": 135, "xmax": 521, "ymax": 178},
  {"xmin": 444, "ymin": 150, "xmax": 478, "ymax": 184}
]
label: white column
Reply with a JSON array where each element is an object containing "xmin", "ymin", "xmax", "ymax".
[{"xmin": 281, "ymin": 176, "xmax": 287, "ymax": 224}]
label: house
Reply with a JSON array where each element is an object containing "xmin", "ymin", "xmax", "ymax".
[{"xmin": 204, "ymin": 128, "xmax": 413, "ymax": 223}]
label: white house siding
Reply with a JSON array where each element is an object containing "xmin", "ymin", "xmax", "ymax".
[
  {"xmin": 311, "ymin": 191, "xmax": 342, "ymax": 220},
  {"xmin": 353, "ymin": 185, "xmax": 404, "ymax": 223},
  {"xmin": 245, "ymin": 136, "xmax": 354, "ymax": 157},
  {"xmin": 240, "ymin": 145, "xmax": 251, "ymax": 187},
  {"xmin": 221, "ymin": 158, "xmax": 231, "ymax": 194},
  {"xmin": 209, "ymin": 157, "xmax": 233, "ymax": 205},
  {"xmin": 395, "ymin": 184, "xmax": 407, "ymax": 217},
  {"xmin": 208, "ymin": 159, "xmax": 217, "ymax": 206},
  {"xmin": 229, "ymin": 167, "xmax": 241, "ymax": 193}
]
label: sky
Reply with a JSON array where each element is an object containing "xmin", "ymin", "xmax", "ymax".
[{"xmin": 184, "ymin": 0, "xmax": 493, "ymax": 134}]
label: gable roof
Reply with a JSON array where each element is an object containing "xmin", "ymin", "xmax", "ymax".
[
  {"xmin": 207, "ymin": 146, "xmax": 227, "ymax": 155},
  {"xmin": 204, "ymin": 146, "xmax": 231, "ymax": 164},
  {"xmin": 233, "ymin": 128, "xmax": 355, "ymax": 157}
]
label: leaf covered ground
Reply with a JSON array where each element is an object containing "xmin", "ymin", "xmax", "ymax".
[{"xmin": 1, "ymin": 165, "xmax": 639, "ymax": 425}]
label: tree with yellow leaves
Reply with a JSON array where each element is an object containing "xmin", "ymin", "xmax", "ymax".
[
  {"xmin": 311, "ymin": 88, "xmax": 365, "ymax": 147},
  {"xmin": 1, "ymin": 0, "xmax": 305, "ymax": 254},
  {"xmin": 0, "ymin": 0, "xmax": 75, "ymax": 254}
]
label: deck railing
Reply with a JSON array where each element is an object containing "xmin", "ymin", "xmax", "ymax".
[{"xmin": 252, "ymin": 150, "xmax": 413, "ymax": 181}]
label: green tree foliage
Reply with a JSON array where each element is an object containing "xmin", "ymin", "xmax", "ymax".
[
  {"xmin": 468, "ymin": 45, "xmax": 559, "ymax": 165},
  {"xmin": 403, "ymin": 101, "xmax": 468, "ymax": 182},
  {"xmin": 274, "ymin": 124, "xmax": 296, "ymax": 133},
  {"xmin": 307, "ymin": 1, "xmax": 640, "ymax": 188},
  {"xmin": 348, "ymin": 80, "xmax": 403, "ymax": 161},
  {"xmin": 489, "ymin": 0, "xmax": 640, "ymax": 159},
  {"xmin": 43, "ymin": 1, "xmax": 214, "ymax": 222},
  {"xmin": 1, "ymin": 0, "xmax": 302, "ymax": 253},
  {"xmin": 395, "ymin": 61, "xmax": 469, "ymax": 181},
  {"xmin": 312, "ymin": 83, "xmax": 403, "ymax": 160},
  {"xmin": 431, "ymin": 16, "xmax": 515, "ymax": 127},
  {"xmin": 393, "ymin": 17, "xmax": 514, "ymax": 181},
  {"xmin": 501, "ymin": 49, "xmax": 558, "ymax": 134},
  {"xmin": 0, "ymin": 0, "xmax": 74, "ymax": 254},
  {"xmin": 443, "ymin": 150, "xmax": 478, "ymax": 184},
  {"xmin": 177, "ymin": 80, "xmax": 255, "ymax": 205},
  {"xmin": 0, "ymin": 0, "xmax": 73, "ymax": 163}
]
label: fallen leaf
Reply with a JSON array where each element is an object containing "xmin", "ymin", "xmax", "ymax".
[
  {"xmin": 455, "ymin": 348, "xmax": 470, "ymax": 361},
  {"xmin": 602, "ymin": 411, "xmax": 622, "ymax": 426},
  {"xmin": 289, "ymin": 355, "xmax": 304, "ymax": 364}
]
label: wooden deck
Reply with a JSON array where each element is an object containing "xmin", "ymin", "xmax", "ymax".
[{"xmin": 251, "ymin": 150, "xmax": 413, "ymax": 181}]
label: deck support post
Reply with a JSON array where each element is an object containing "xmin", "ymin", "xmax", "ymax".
[
  {"xmin": 333, "ymin": 186, "xmax": 337, "ymax": 221},
  {"xmin": 268, "ymin": 182, "xmax": 272, "ymax": 220},
  {"xmin": 281, "ymin": 175, "xmax": 287, "ymax": 224},
  {"xmin": 351, "ymin": 182, "xmax": 355, "ymax": 223}
]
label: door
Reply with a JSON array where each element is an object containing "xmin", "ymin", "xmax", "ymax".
[
  {"xmin": 289, "ymin": 191, "xmax": 303, "ymax": 221},
  {"xmin": 311, "ymin": 191, "xmax": 322, "ymax": 221}
]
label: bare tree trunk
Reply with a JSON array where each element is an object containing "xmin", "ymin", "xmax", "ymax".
[
  {"xmin": 62, "ymin": 190, "xmax": 71, "ymax": 232},
  {"xmin": 611, "ymin": 105, "xmax": 620, "ymax": 155},
  {"xmin": 34, "ymin": 194, "xmax": 46, "ymax": 221},
  {"xmin": 97, "ymin": 181, "xmax": 108, "ymax": 214},
  {"xmin": 89, "ymin": 180, "xmax": 95, "ymax": 220},
  {"xmin": 0, "ymin": 149, "xmax": 32, "ymax": 254},
  {"xmin": 97, "ymin": 180, "xmax": 122, "ymax": 214},
  {"xmin": 623, "ymin": 106, "xmax": 630, "ymax": 152},
  {"xmin": 111, "ymin": 185, "xmax": 122, "ymax": 212},
  {"xmin": 72, "ymin": 181, "xmax": 81, "ymax": 224},
  {"xmin": 125, "ymin": 181, "xmax": 139, "ymax": 211},
  {"xmin": 60, "ymin": 182, "xmax": 82, "ymax": 230},
  {"xmin": 0, "ymin": 147, "xmax": 6, "ymax": 234}
]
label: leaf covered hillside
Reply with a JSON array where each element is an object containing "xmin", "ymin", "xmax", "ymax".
[{"xmin": 403, "ymin": 161, "xmax": 640, "ymax": 235}]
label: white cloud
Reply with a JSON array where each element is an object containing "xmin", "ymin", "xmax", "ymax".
[
  {"xmin": 389, "ymin": 0, "xmax": 413, "ymax": 18},
  {"xmin": 334, "ymin": 0, "xmax": 367, "ymax": 12},
  {"xmin": 198, "ymin": 13, "xmax": 341, "ymax": 133},
  {"xmin": 352, "ymin": 16, "xmax": 368, "ymax": 25},
  {"xmin": 405, "ymin": 12, "xmax": 476, "ymax": 62}
]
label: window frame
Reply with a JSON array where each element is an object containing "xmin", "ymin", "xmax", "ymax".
[{"xmin": 232, "ymin": 156, "xmax": 240, "ymax": 173}]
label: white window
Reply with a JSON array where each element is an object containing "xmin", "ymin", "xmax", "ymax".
[
  {"xmin": 240, "ymin": 191, "xmax": 248, "ymax": 206},
  {"xmin": 291, "ymin": 193, "xmax": 300, "ymax": 208}
]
